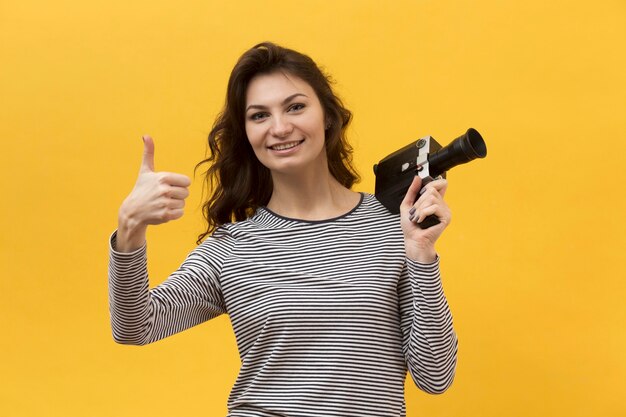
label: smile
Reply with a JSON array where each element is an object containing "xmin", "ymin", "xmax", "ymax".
[{"xmin": 269, "ymin": 140, "xmax": 305, "ymax": 151}]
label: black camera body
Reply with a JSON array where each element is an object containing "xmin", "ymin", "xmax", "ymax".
[{"xmin": 373, "ymin": 128, "xmax": 487, "ymax": 227}]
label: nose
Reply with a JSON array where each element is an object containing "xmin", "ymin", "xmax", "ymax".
[{"xmin": 269, "ymin": 116, "xmax": 294, "ymax": 138}]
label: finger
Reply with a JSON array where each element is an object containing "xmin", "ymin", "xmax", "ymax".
[
  {"xmin": 424, "ymin": 178, "xmax": 448, "ymax": 198},
  {"xmin": 401, "ymin": 176, "xmax": 423, "ymax": 211},
  {"xmin": 167, "ymin": 208, "xmax": 185, "ymax": 221},
  {"xmin": 168, "ymin": 198, "xmax": 185, "ymax": 210},
  {"xmin": 167, "ymin": 186, "xmax": 190, "ymax": 200},
  {"xmin": 416, "ymin": 202, "xmax": 451, "ymax": 225},
  {"xmin": 158, "ymin": 172, "xmax": 192, "ymax": 187},
  {"xmin": 415, "ymin": 187, "xmax": 442, "ymax": 210},
  {"xmin": 141, "ymin": 135, "xmax": 155, "ymax": 173},
  {"xmin": 151, "ymin": 207, "xmax": 185, "ymax": 224},
  {"xmin": 415, "ymin": 204, "xmax": 440, "ymax": 223}
]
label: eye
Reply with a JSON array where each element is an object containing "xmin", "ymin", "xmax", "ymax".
[
  {"xmin": 249, "ymin": 112, "xmax": 269, "ymax": 121},
  {"xmin": 288, "ymin": 103, "xmax": 305, "ymax": 112}
]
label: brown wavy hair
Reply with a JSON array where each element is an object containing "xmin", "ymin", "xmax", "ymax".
[{"xmin": 195, "ymin": 42, "xmax": 360, "ymax": 243}]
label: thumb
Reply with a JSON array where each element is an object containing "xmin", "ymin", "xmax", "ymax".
[
  {"xmin": 400, "ymin": 175, "xmax": 422, "ymax": 211},
  {"xmin": 140, "ymin": 135, "xmax": 155, "ymax": 172}
]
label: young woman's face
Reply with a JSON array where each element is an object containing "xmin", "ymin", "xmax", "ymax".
[{"xmin": 244, "ymin": 71, "xmax": 327, "ymax": 176}]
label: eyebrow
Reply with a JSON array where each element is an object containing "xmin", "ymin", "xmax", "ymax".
[{"xmin": 246, "ymin": 93, "xmax": 308, "ymax": 112}]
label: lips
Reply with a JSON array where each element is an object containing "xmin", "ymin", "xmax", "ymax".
[{"xmin": 268, "ymin": 139, "xmax": 305, "ymax": 151}]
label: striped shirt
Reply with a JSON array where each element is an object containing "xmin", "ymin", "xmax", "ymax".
[{"xmin": 108, "ymin": 193, "xmax": 458, "ymax": 416}]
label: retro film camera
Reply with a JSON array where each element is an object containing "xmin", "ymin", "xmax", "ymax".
[{"xmin": 373, "ymin": 128, "xmax": 487, "ymax": 228}]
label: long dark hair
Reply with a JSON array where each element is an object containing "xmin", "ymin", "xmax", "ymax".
[{"xmin": 195, "ymin": 42, "xmax": 360, "ymax": 243}]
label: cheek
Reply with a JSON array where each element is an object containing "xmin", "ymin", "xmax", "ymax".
[
  {"xmin": 245, "ymin": 124, "xmax": 262, "ymax": 148},
  {"xmin": 310, "ymin": 111, "xmax": 326, "ymax": 137},
  {"xmin": 245, "ymin": 127, "xmax": 269, "ymax": 164},
  {"xmin": 310, "ymin": 119, "xmax": 327, "ymax": 143}
]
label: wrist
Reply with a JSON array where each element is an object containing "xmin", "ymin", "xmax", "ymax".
[
  {"xmin": 116, "ymin": 205, "xmax": 147, "ymax": 252},
  {"xmin": 405, "ymin": 241, "xmax": 437, "ymax": 264}
]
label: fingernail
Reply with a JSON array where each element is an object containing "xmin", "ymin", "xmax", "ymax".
[
  {"xmin": 409, "ymin": 214, "xmax": 415, "ymax": 221},
  {"xmin": 409, "ymin": 207, "xmax": 416, "ymax": 215}
]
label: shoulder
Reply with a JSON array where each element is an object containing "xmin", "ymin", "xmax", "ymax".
[
  {"xmin": 192, "ymin": 224, "xmax": 237, "ymax": 264},
  {"xmin": 356, "ymin": 192, "xmax": 400, "ymax": 221}
]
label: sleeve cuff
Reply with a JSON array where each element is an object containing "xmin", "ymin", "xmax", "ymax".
[
  {"xmin": 406, "ymin": 255, "xmax": 440, "ymax": 275},
  {"xmin": 407, "ymin": 254, "xmax": 439, "ymax": 266},
  {"xmin": 109, "ymin": 230, "xmax": 146, "ymax": 258}
]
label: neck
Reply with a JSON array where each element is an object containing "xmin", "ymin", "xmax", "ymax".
[{"xmin": 267, "ymin": 167, "xmax": 360, "ymax": 221}]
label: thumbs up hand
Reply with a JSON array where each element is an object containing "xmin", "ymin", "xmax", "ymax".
[{"xmin": 115, "ymin": 135, "xmax": 191, "ymax": 252}]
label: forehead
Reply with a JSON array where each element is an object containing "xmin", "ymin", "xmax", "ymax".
[{"xmin": 246, "ymin": 71, "xmax": 317, "ymax": 105}]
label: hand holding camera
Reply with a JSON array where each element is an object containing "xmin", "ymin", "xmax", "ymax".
[
  {"xmin": 400, "ymin": 175, "xmax": 451, "ymax": 263},
  {"xmin": 374, "ymin": 128, "xmax": 487, "ymax": 228}
]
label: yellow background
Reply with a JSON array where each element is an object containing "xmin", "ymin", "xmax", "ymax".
[{"xmin": 1, "ymin": 0, "xmax": 625, "ymax": 416}]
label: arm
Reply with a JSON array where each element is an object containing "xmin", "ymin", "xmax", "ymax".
[
  {"xmin": 109, "ymin": 134, "xmax": 225, "ymax": 345},
  {"xmin": 397, "ymin": 257, "xmax": 458, "ymax": 394},
  {"xmin": 108, "ymin": 229, "xmax": 232, "ymax": 345},
  {"xmin": 398, "ymin": 175, "xmax": 457, "ymax": 392}
]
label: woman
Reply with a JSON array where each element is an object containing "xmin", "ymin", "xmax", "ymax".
[{"xmin": 109, "ymin": 42, "xmax": 457, "ymax": 416}]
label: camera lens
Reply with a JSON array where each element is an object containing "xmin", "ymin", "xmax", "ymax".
[{"xmin": 427, "ymin": 128, "xmax": 487, "ymax": 177}]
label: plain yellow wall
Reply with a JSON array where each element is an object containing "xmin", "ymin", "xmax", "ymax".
[{"xmin": 1, "ymin": 0, "xmax": 625, "ymax": 416}]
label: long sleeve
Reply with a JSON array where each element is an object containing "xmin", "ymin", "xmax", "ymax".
[
  {"xmin": 397, "ymin": 256, "xmax": 458, "ymax": 394},
  {"xmin": 107, "ymin": 194, "xmax": 460, "ymax": 415},
  {"xmin": 108, "ymin": 228, "xmax": 233, "ymax": 345}
]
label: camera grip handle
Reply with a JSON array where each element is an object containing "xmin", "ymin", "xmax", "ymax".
[
  {"xmin": 415, "ymin": 175, "xmax": 441, "ymax": 229},
  {"xmin": 417, "ymin": 214, "xmax": 441, "ymax": 229}
]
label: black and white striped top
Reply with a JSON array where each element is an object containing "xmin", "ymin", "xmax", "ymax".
[{"xmin": 109, "ymin": 193, "xmax": 457, "ymax": 416}]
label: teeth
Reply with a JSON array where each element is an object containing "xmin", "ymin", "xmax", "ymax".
[{"xmin": 271, "ymin": 141, "xmax": 302, "ymax": 151}]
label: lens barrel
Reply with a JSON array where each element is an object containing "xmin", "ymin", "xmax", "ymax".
[{"xmin": 427, "ymin": 128, "xmax": 487, "ymax": 178}]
